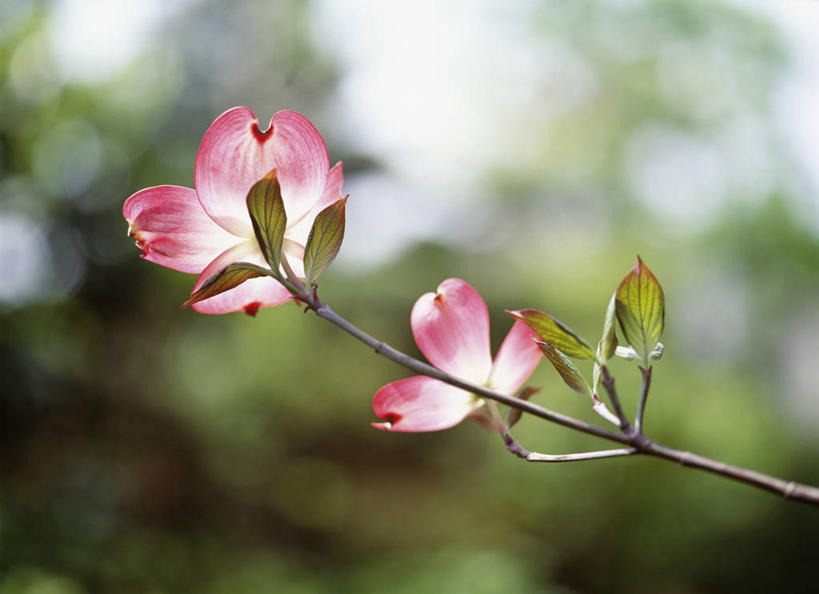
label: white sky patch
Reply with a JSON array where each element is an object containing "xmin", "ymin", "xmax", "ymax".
[
  {"xmin": 312, "ymin": 0, "xmax": 601, "ymax": 268},
  {"xmin": 740, "ymin": 1, "xmax": 819, "ymax": 227},
  {"xmin": 313, "ymin": 0, "xmax": 819, "ymax": 265},
  {"xmin": 626, "ymin": 125, "xmax": 727, "ymax": 233},
  {"xmin": 46, "ymin": 0, "xmax": 195, "ymax": 83},
  {"xmin": 341, "ymin": 172, "xmax": 443, "ymax": 268},
  {"xmin": 314, "ymin": 0, "xmax": 593, "ymax": 197}
]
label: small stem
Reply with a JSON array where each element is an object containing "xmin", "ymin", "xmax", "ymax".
[
  {"xmin": 592, "ymin": 396, "xmax": 622, "ymax": 428},
  {"xmin": 502, "ymin": 431, "xmax": 531, "ymax": 460},
  {"xmin": 600, "ymin": 366, "xmax": 632, "ymax": 434},
  {"xmin": 501, "ymin": 426, "xmax": 636, "ymax": 463},
  {"xmin": 525, "ymin": 448, "xmax": 637, "ymax": 463},
  {"xmin": 635, "ymin": 366, "xmax": 653, "ymax": 435},
  {"xmin": 280, "ymin": 255, "xmax": 305, "ymax": 294}
]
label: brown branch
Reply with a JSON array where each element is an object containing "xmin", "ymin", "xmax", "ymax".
[{"xmin": 301, "ymin": 294, "xmax": 819, "ymax": 507}]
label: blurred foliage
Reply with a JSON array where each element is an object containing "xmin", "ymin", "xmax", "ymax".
[{"xmin": 2, "ymin": 1, "xmax": 819, "ymax": 593}]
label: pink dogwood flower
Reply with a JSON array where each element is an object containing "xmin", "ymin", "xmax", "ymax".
[
  {"xmin": 123, "ymin": 107, "xmax": 343, "ymax": 315},
  {"xmin": 372, "ymin": 278, "xmax": 542, "ymax": 432}
]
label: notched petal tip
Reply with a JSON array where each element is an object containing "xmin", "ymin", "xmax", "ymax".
[
  {"xmin": 251, "ymin": 120, "xmax": 274, "ymax": 143},
  {"xmin": 127, "ymin": 225, "xmax": 147, "ymax": 255},
  {"xmin": 127, "ymin": 227, "xmax": 154, "ymax": 260},
  {"xmin": 371, "ymin": 413, "xmax": 401, "ymax": 431}
]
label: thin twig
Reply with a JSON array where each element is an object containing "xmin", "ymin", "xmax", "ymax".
[
  {"xmin": 635, "ymin": 366, "xmax": 653, "ymax": 435},
  {"xmin": 501, "ymin": 428, "xmax": 636, "ymax": 463},
  {"xmin": 592, "ymin": 396, "xmax": 622, "ymax": 428},
  {"xmin": 642, "ymin": 441, "xmax": 819, "ymax": 504},
  {"xmin": 525, "ymin": 448, "xmax": 637, "ymax": 463},
  {"xmin": 600, "ymin": 365, "xmax": 632, "ymax": 434}
]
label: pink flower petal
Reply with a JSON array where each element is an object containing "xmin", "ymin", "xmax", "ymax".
[
  {"xmin": 194, "ymin": 107, "xmax": 276, "ymax": 236},
  {"xmin": 270, "ymin": 111, "xmax": 332, "ymax": 223},
  {"xmin": 123, "ymin": 185, "xmax": 237, "ymax": 273},
  {"xmin": 194, "ymin": 108, "xmax": 330, "ymax": 237},
  {"xmin": 285, "ymin": 161, "xmax": 345, "ymax": 246},
  {"xmin": 190, "ymin": 241, "xmax": 291, "ymax": 315},
  {"xmin": 282, "ymin": 239, "xmax": 306, "ymax": 278},
  {"xmin": 372, "ymin": 376, "xmax": 478, "ymax": 432},
  {"xmin": 411, "ymin": 278, "xmax": 492, "ymax": 382},
  {"xmin": 487, "ymin": 320, "xmax": 542, "ymax": 395},
  {"xmin": 321, "ymin": 162, "xmax": 345, "ymax": 209}
]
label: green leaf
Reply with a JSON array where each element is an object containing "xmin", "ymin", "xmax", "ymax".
[
  {"xmin": 246, "ymin": 170, "xmax": 287, "ymax": 276},
  {"xmin": 614, "ymin": 256, "xmax": 665, "ymax": 365},
  {"xmin": 507, "ymin": 309, "xmax": 596, "ymax": 360},
  {"xmin": 600, "ymin": 292, "xmax": 619, "ymax": 361},
  {"xmin": 592, "ymin": 358, "xmax": 602, "ymax": 397},
  {"xmin": 536, "ymin": 340, "xmax": 592, "ymax": 396},
  {"xmin": 183, "ymin": 262, "xmax": 270, "ymax": 307},
  {"xmin": 505, "ymin": 386, "xmax": 540, "ymax": 429},
  {"xmin": 303, "ymin": 196, "xmax": 347, "ymax": 286}
]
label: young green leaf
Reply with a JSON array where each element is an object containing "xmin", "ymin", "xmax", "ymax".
[
  {"xmin": 615, "ymin": 256, "xmax": 665, "ymax": 365},
  {"xmin": 592, "ymin": 357, "xmax": 602, "ymax": 397},
  {"xmin": 246, "ymin": 169, "xmax": 287, "ymax": 276},
  {"xmin": 507, "ymin": 309, "xmax": 596, "ymax": 360},
  {"xmin": 600, "ymin": 292, "xmax": 619, "ymax": 361},
  {"xmin": 183, "ymin": 262, "xmax": 270, "ymax": 307},
  {"xmin": 505, "ymin": 386, "xmax": 541, "ymax": 429},
  {"xmin": 303, "ymin": 196, "xmax": 348, "ymax": 286},
  {"xmin": 536, "ymin": 340, "xmax": 592, "ymax": 396}
]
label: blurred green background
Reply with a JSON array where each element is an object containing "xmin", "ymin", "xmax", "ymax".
[{"xmin": 2, "ymin": 0, "xmax": 819, "ymax": 592}]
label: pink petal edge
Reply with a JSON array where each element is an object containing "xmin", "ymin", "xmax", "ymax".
[
  {"xmin": 123, "ymin": 185, "xmax": 237, "ymax": 274},
  {"xmin": 372, "ymin": 376, "xmax": 478, "ymax": 432},
  {"xmin": 194, "ymin": 107, "xmax": 275, "ymax": 237},
  {"xmin": 269, "ymin": 110, "xmax": 332, "ymax": 224},
  {"xmin": 487, "ymin": 320, "xmax": 542, "ymax": 395},
  {"xmin": 411, "ymin": 278, "xmax": 492, "ymax": 382},
  {"xmin": 285, "ymin": 161, "xmax": 345, "ymax": 246}
]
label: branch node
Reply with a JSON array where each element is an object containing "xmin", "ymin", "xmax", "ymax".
[{"xmin": 784, "ymin": 481, "xmax": 797, "ymax": 499}]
